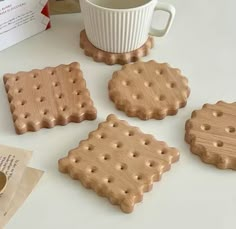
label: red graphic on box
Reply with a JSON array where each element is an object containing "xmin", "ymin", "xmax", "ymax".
[{"xmin": 41, "ymin": 2, "xmax": 51, "ymax": 30}]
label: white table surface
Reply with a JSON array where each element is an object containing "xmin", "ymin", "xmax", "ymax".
[{"xmin": 0, "ymin": 0, "xmax": 235, "ymax": 228}]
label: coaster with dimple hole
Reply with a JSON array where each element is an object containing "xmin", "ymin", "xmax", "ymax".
[
  {"xmin": 58, "ymin": 114, "xmax": 179, "ymax": 213},
  {"xmin": 80, "ymin": 30, "xmax": 154, "ymax": 65},
  {"xmin": 185, "ymin": 101, "xmax": 236, "ymax": 170},
  {"xmin": 108, "ymin": 60, "xmax": 190, "ymax": 120},
  {"xmin": 3, "ymin": 62, "xmax": 97, "ymax": 134}
]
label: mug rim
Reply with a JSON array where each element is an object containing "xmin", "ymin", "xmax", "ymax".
[{"xmin": 85, "ymin": 0, "xmax": 155, "ymax": 12}]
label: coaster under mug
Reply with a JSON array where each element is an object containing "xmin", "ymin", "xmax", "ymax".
[
  {"xmin": 80, "ymin": 0, "xmax": 175, "ymax": 53},
  {"xmin": 80, "ymin": 30, "xmax": 154, "ymax": 65}
]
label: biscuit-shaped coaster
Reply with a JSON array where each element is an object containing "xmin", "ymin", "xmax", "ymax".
[
  {"xmin": 0, "ymin": 171, "xmax": 7, "ymax": 195},
  {"xmin": 3, "ymin": 62, "xmax": 97, "ymax": 134},
  {"xmin": 59, "ymin": 114, "xmax": 179, "ymax": 213},
  {"xmin": 108, "ymin": 60, "xmax": 190, "ymax": 120},
  {"xmin": 80, "ymin": 30, "xmax": 154, "ymax": 65},
  {"xmin": 185, "ymin": 101, "xmax": 236, "ymax": 170}
]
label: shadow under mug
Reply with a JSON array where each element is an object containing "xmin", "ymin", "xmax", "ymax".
[{"xmin": 80, "ymin": 0, "xmax": 175, "ymax": 53}]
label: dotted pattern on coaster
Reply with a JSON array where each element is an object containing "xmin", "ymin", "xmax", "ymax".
[
  {"xmin": 80, "ymin": 30, "xmax": 154, "ymax": 65},
  {"xmin": 185, "ymin": 101, "xmax": 236, "ymax": 170},
  {"xmin": 59, "ymin": 114, "xmax": 179, "ymax": 213},
  {"xmin": 108, "ymin": 60, "xmax": 190, "ymax": 120},
  {"xmin": 3, "ymin": 62, "xmax": 97, "ymax": 134}
]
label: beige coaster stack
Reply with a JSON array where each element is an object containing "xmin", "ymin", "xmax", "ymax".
[{"xmin": 49, "ymin": 0, "xmax": 81, "ymax": 15}]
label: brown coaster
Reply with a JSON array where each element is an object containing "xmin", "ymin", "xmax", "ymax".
[
  {"xmin": 80, "ymin": 30, "xmax": 154, "ymax": 65},
  {"xmin": 3, "ymin": 62, "xmax": 97, "ymax": 134},
  {"xmin": 108, "ymin": 60, "xmax": 190, "ymax": 120},
  {"xmin": 185, "ymin": 101, "xmax": 236, "ymax": 170},
  {"xmin": 58, "ymin": 114, "xmax": 179, "ymax": 213}
]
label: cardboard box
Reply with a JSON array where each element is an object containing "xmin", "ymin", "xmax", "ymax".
[
  {"xmin": 0, "ymin": 0, "xmax": 50, "ymax": 51},
  {"xmin": 49, "ymin": 0, "xmax": 80, "ymax": 15}
]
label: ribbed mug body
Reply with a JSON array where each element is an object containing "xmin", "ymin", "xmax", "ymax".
[{"xmin": 80, "ymin": 0, "xmax": 156, "ymax": 53}]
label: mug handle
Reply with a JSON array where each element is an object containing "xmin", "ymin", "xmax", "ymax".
[{"xmin": 149, "ymin": 3, "xmax": 176, "ymax": 37}]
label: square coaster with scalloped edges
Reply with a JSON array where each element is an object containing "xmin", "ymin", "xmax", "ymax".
[
  {"xmin": 59, "ymin": 114, "xmax": 179, "ymax": 213},
  {"xmin": 3, "ymin": 62, "xmax": 97, "ymax": 134}
]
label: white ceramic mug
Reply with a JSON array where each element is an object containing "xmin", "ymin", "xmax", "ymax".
[{"xmin": 80, "ymin": 0, "xmax": 175, "ymax": 53}]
